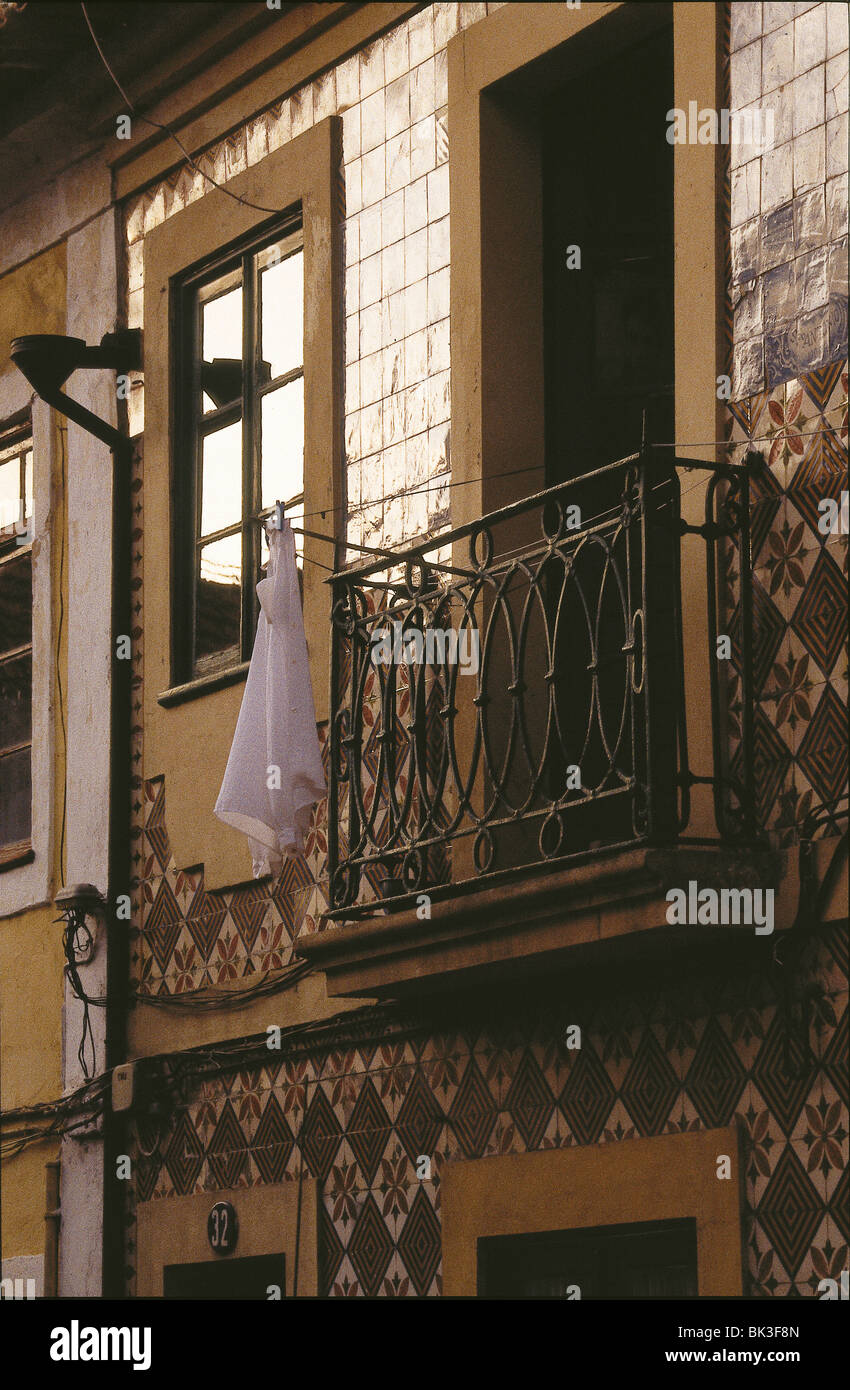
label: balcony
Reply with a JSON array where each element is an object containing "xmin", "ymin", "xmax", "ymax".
[{"xmin": 300, "ymin": 448, "xmax": 777, "ymax": 995}]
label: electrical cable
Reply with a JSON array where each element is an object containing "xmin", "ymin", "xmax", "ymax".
[
  {"xmin": 57, "ymin": 425, "xmax": 68, "ymax": 887},
  {"xmin": 294, "ymin": 416, "xmax": 847, "ymax": 529},
  {"xmin": 81, "ymin": 3, "xmax": 286, "ymax": 217}
]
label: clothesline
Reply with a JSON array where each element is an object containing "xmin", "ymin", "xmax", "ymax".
[
  {"xmin": 292, "ymin": 415, "xmax": 845, "ymax": 527},
  {"xmin": 285, "ymin": 444, "xmax": 798, "ymax": 575}
]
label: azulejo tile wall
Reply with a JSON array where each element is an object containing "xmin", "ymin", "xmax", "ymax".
[
  {"xmin": 729, "ymin": 1, "xmax": 848, "ymax": 395},
  {"xmin": 123, "ymin": 3, "xmax": 848, "ymax": 1298},
  {"xmin": 125, "ymin": 926, "xmax": 847, "ymax": 1297},
  {"xmin": 724, "ymin": 357, "xmax": 848, "ymax": 840}
]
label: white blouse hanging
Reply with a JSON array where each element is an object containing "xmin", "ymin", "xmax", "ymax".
[{"xmin": 215, "ymin": 518, "xmax": 326, "ymax": 878}]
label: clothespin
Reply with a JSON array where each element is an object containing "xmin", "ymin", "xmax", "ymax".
[{"xmin": 272, "ymin": 499, "xmax": 284, "ymax": 530}]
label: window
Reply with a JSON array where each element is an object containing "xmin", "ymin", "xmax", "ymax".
[
  {"xmin": 478, "ymin": 1219, "xmax": 698, "ymax": 1299},
  {"xmin": 175, "ymin": 219, "xmax": 305, "ymax": 682},
  {"xmin": 0, "ymin": 425, "xmax": 34, "ymax": 859}
]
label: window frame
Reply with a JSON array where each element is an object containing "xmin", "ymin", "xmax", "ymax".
[
  {"xmin": 141, "ymin": 115, "xmax": 340, "ymax": 892},
  {"xmin": 173, "ymin": 214, "xmax": 305, "ymax": 685},
  {"xmin": 0, "ymin": 422, "xmax": 35, "ymax": 865}
]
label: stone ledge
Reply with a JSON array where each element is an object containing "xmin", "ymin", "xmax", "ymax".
[{"xmin": 297, "ymin": 843, "xmax": 788, "ymax": 998}]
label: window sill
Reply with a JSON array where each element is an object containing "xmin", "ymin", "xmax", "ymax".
[
  {"xmin": 0, "ymin": 840, "xmax": 35, "ymax": 872},
  {"xmin": 157, "ymin": 661, "xmax": 249, "ymax": 707}
]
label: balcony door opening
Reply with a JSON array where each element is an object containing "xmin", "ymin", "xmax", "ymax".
[{"xmin": 537, "ymin": 25, "xmax": 679, "ymax": 851}]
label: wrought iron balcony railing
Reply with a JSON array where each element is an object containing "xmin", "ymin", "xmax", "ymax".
[{"xmin": 327, "ymin": 448, "xmax": 758, "ymax": 919}]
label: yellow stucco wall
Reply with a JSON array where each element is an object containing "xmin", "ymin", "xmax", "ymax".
[
  {"xmin": 0, "ymin": 242, "xmax": 67, "ymax": 1265},
  {"xmin": 0, "ymin": 242, "xmax": 66, "ymax": 345}
]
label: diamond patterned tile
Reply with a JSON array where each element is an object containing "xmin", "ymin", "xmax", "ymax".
[
  {"xmin": 787, "ymin": 432, "xmax": 848, "ymax": 537},
  {"xmin": 503, "ymin": 1049, "xmax": 556, "ymax": 1151},
  {"xmin": 447, "ymin": 1059, "xmax": 497, "ymax": 1158},
  {"xmin": 686, "ymin": 1017, "xmax": 748, "ymax": 1128},
  {"xmin": 207, "ymin": 1100, "xmax": 248, "ymax": 1189},
  {"xmin": 347, "ymin": 1193, "xmax": 394, "ymax": 1295},
  {"xmin": 163, "ymin": 1113, "xmax": 205, "ymax": 1197},
  {"xmin": 396, "ymin": 1186, "xmax": 441, "ymax": 1295},
  {"xmin": 301, "ymin": 1085, "xmax": 343, "ymax": 1181},
  {"xmin": 797, "ymin": 684, "xmax": 848, "ymax": 804},
  {"xmin": 752, "ymin": 1012, "xmax": 814, "ymax": 1134},
  {"xmin": 790, "ymin": 546, "xmax": 847, "ymax": 677},
  {"xmin": 758, "ymin": 1144, "xmax": 824, "ymax": 1277},
  {"xmin": 559, "ymin": 1041, "xmax": 617, "ymax": 1144},
  {"xmin": 621, "ymin": 1031, "xmax": 680, "ymax": 1135},
  {"xmin": 347, "ymin": 1076, "xmax": 393, "ymax": 1184},
  {"xmin": 251, "ymin": 1093, "xmax": 295, "ymax": 1184},
  {"xmin": 396, "ymin": 1068, "xmax": 443, "ymax": 1163}
]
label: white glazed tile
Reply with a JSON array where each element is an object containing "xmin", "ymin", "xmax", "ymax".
[
  {"xmin": 411, "ymin": 57, "xmax": 436, "ymax": 124},
  {"xmin": 383, "ymin": 240, "xmax": 405, "ymax": 297},
  {"xmin": 361, "ymin": 89, "xmax": 386, "ymax": 154},
  {"xmin": 405, "ymin": 228, "xmax": 428, "ymax": 286},
  {"xmin": 410, "ymin": 114, "xmax": 436, "ymax": 180},
  {"xmin": 362, "ymin": 145, "xmax": 386, "ymax": 207},
  {"xmin": 405, "ymin": 176, "xmax": 428, "ymax": 235},
  {"xmin": 794, "ymin": 4, "xmax": 827, "ymax": 74},
  {"xmin": 360, "ymin": 204, "xmax": 382, "ymax": 260},
  {"xmin": 428, "ymin": 267, "xmax": 450, "ymax": 323},
  {"xmin": 384, "ymin": 22, "xmax": 410, "ymax": 83}
]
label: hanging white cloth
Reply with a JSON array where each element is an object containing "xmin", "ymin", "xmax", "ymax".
[{"xmin": 215, "ymin": 518, "xmax": 325, "ymax": 878}]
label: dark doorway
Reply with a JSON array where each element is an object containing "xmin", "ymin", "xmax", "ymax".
[
  {"xmin": 478, "ymin": 1218, "xmax": 698, "ymax": 1299},
  {"xmin": 539, "ymin": 25, "xmax": 680, "ymax": 849},
  {"xmin": 543, "ymin": 25, "xmax": 675, "ymax": 480},
  {"xmin": 164, "ymin": 1254, "xmax": 285, "ymax": 1299}
]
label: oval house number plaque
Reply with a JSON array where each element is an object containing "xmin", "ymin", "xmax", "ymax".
[{"xmin": 207, "ymin": 1200, "xmax": 238, "ymax": 1255}]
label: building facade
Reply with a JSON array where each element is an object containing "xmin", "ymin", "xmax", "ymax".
[{"xmin": 1, "ymin": 0, "xmax": 847, "ymax": 1301}]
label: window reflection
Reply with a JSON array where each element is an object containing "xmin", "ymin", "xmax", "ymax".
[
  {"xmin": 260, "ymin": 248, "xmax": 303, "ymax": 380},
  {"xmin": 261, "ymin": 379, "xmax": 304, "ymax": 509},
  {"xmin": 0, "ymin": 653, "xmax": 32, "ymax": 745},
  {"xmin": 0, "ymin": 460, "xmax": 17, "ymax": 517},
  {"xmin": 24, "ymin": 451, "xmax": 32, "ymax": 521},
  {"xmin": 197, "ymin": 533, "xmax": 241, "ymax": 668},
  {"xmin": 201, "ymin": 282, "xmax": 242, "ymax": 412},
  {"xmin": 201, "ymin": 421, "xmax": 242, "ymax": 538},
  {"xmin": 0, "ymin": 748, "xmax": 31, "ymax": 846}
]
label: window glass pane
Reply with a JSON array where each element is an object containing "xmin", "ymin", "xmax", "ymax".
[
  {"xmin": 261, "ymin": 380, "xmax": 304, "ymax": 510},
  {"xmin": 0, "ymin": 458, "xmax": 20, "ymax": 534},
  {"xmin": 201, "ymin": 283, "xmax": 243, "ymax": 413},
  {"xmin": 0, "ymin": 653, "xmax": 32, "ymax": 747},
  {"xmin": 261, "ymin": 248, "xmax": 303, "ymax": 380},
  {"xmin": 0, "ymin": 553, "xmax": 32, "ymax": 652},
  {"xmin": 24, "ymin": 450, "xmax": 33, "ymax": 521},
  {"xmin": 196, "ymin": 533, "xmax": 241, "ymax": 669},
  {"xmin": 0, "ymin": 746, "xmax": 31, "ymax": 847},
  {"xmin": 201, "ymin": 420, "xmax": 242, "ymax": 538}
]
